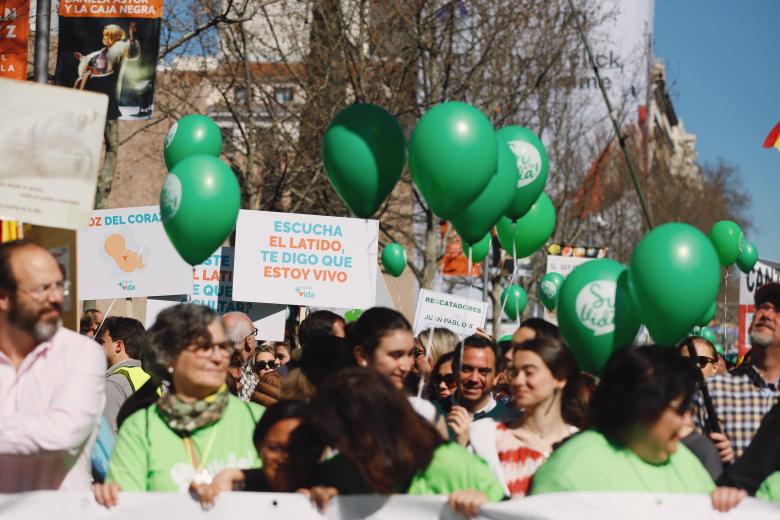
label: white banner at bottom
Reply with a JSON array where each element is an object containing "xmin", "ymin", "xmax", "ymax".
[{"xmin": 0, "ymin": 491, "xmax": 777, "ymax": 519}]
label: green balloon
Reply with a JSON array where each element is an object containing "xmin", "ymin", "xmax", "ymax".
[
  {"xmin": 736, "ymin": 241, "xmax": 758, "ymax": 273},
  {"xmin": 538, "ymin": 272, "xmax": 565, "ymax": 311},
  {"xmin": 714, "ymin": 342, "xmax": 725, "ymax": 356},
  {"xmin": 161, "ymin": 155, "xmax": 240, "ymax": 266},
  {"xmin": 450, "ymin": 140, "xmax": 516, "ymax": 244},
  {"xmin": 629, "ymin": 223, "xmax": 721, "ymax": 346},
  {"xmin": 699, "ymin": 327, "xmax": 717, "ymax": 343},
  {"xmin": 323, "ymin": 104, "xmax": 406, "ymax": 218},
  {"xmin": 495, "ymin": 193, "xmax": 556, "ymax": 258},
  {"xmin": 709, "ymin": 220, "xmax": 745, "ymax": 266},
  {"xmin": 381, "ymin": 242, "xmax": 407, "ymax": 277},
  {"xmin": 501, "ymin": 284, "xmax": 527, "ymax": 320},
  {"xmin": 699, "ymin": 301, "xmax": 717, "ymax": 327},
  {"xmin": 461, "ymin": 233, "xmax": 491, "ymax": 263},
  {"xmin": 409, "ymin": 102, "xmax": 497, "ymax": 219},
  {"xmin": 344, "ymin": 309, "xmax": 363, "ymax": 323},
  {"xmin": 496, "ymin": 126, "xmax": 549, "ymax": 220},
  {"xmin": 164, "ymin": 115, "xmax": 222, "ymax": 171},
  {"xmin": 557, "ymin": 259, "xmax": 640, "ymax": 375}
]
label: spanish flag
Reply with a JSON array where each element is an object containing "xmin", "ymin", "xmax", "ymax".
[{"xmin": 763, "ymin": 121, "xmax": 780, "ymax": 151}]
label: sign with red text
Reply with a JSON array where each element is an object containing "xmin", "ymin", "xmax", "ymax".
[
  {"xmin": 77, "ymin": 206, "xmax": 192, "ymax": 299},
  {"xmin": 413, "ymin": 289, "xmax": 487, "ymax": 339},
  {"xmin": 233, "ymin": 210, "xmax": 379, "ymax": 309},
  {"xmin": 738, "ymin": 258, "xmax": 780, "ymax": 356},
  {"xmin": 145, "ymin": 247, "xmax": 286, "ymax": 341}
]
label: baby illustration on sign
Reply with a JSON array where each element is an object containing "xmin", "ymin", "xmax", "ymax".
[{"xmin": 105, "ymin": 234, "xmax": 145, "ymax": 272}]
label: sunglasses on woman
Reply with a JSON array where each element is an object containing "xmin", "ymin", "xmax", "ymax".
[
  {"xmin": 434, "ymin": 373, "xmax": 457, "ymax": 388},
  {"xmin": 255, "ymin": 360, "xmax": 277, "ymax": 371}
]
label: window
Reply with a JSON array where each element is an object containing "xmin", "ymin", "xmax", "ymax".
[{"xmin": 274, "ymin": 87, "xmax": 293, "ymax": 104}]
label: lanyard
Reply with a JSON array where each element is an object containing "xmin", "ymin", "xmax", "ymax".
[{"xmin": 182, "ymin": 422, "xmax": 220, "ymax": 472}]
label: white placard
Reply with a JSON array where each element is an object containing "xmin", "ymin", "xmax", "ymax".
[
  {"xmin": 543, "ymin": 255, "xmax": 595, "ymax": 324},
  {"xmin": 0, "ymin": 79, "xmax": 107, "ymax": 229},
  {"xmin": 739, "ymin": 258, "xmax": 780, "ymax": 305},
  {"xmin": 413, "ymin": 289, "xmax": 487, "ymax": 339},
  {"xmin": 77, "ymin": 206, "xmax": 193, "ymax": 299},
  {"xmin": 145, "ymin": 247, "xmax": 286, "ymax": 341},
  {"xmin": 233, "ymin": 210, "xmax": 379, "ymax": 309}
]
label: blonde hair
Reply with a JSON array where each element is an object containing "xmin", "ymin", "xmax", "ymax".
[
  {"xmin": 419, "ymin": 327, "xmax": 459, "ymax": 366},
  {"xmin": 103, "ymin": 25, "xmax": 126, "ymax": 46}
]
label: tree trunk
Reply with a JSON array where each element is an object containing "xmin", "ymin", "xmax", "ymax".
[{"xmin": 95, "ymin": 120, "xmax": 119, "ymax": 209}]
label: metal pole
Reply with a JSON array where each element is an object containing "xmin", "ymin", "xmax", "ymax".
[{"xmin": 33, "ymin": 0, "xmax": 51, "ymax": 83}]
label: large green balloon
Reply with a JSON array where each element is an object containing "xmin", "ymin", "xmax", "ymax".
[
  {"xmin": 495, "ymin": 193, "xmax": 556, "ymax": 258},
  {"xmin": 462, "ymin": 233, "xmax": 491, "ymax": 263},
  {"xmin": 381, "ymin": 243, "xmax": 407, "ymax": 277},
  {"xmin": 164, "ymin": 115, "xmax": 222, "ymax": 171},
  {"xmin": 709, "ymin": 220, "xmax": 745, "ymax": 266},
  {"xmin": 497, "ymin": 126, "xmax": 549, "ymax": 220},
  {"xmin": 409, "ymin": 102, "xmax": 497, "ymax": 219},
  {"xmin": 629, "ymin": 223, "xmax": 721, "ymax": 346},
  {"xmin": 538, "ymin": 272, "xmax": 565, "ymax": 311},
  {"xmin": 699, "ymin": 301, "xmax": 717, "ymax": 327},
  {"xmin": 736, "ymin": 241, "xmax": 758, "ymax": 273},
  {"xmin": 322, "ymin": 104, "xmax": 406, "ymax": 218},
  {"xmin": 161, "ymin": 155, "xmax": 240, "ymax": 265},
  {"xmin": 501, "ymin": 284, "xmax": 527, "ymax": 320},
  {"xmin": 450, "ymin": 140, "xmax": 516, "ymax": 244},
  {"xmin": 557, "ymin": 259, "xmax": 640, "ymax": 375}
]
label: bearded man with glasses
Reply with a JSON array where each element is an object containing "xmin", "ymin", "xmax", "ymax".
[{"xmin": 0, "ymin": 239, "xmax": 105, "ymax": 492}]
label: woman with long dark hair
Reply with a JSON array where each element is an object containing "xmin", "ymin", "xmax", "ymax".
[
  {"xmin": 311, "ymin": 368, "xmax": 504, "ymax": 517},
  {"xmin": 469, "ymin": 338, "xmax": 585, "ymax": 497}
]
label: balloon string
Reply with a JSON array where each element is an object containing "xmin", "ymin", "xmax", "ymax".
[
  {"xmin": 467, "ymin": 248, "xmax": 474, "ymax": 301},
  {"xmin": 723, "ymin": 271, "xmax": 728, "ymax": 350}
]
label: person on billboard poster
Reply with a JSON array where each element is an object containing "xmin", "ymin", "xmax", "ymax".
[{"xmin": 72, "ymin": 21, "xmax": 140, "ymax": 119}]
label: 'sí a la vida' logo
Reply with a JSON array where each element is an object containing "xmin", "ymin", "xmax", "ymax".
[
  {"xmin": 164, "ymin": 122, "xmax": 178, "ymax": 150},
  {"xmin": 507, "ymin": 140, "xmax": 542, "ymax": 188},
  {"xmin": 295, "ymin": 286, "xmax": 315, "ymax": 299},
  {"xmin": 540, "ymin": 280, "xmax": 558, "ymax": 299},
  {"xmin": 160, "ymin": 174, "xmax": 182, "ymax": 222},
  {"xmin": 117, "ymin": 280, "xmax": 137, "ymax": 291},
  {"xmin": 576, "ymin": 281, "xmax": 616, "ymax": 336}
]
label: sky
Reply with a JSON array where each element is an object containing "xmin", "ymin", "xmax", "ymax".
[{"xmin": 653, "ymin": 0, "xmax": 780, "ymax": 261}]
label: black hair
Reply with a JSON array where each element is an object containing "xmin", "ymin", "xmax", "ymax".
[
  {"xmin": 519, "ymin": 317, "xmax": 561, "ymax": 342},
  {"xmin": 452, "ymin": 334, "xmax": 497, "ymax": 371},
  {"xmin": 513, "ymin": 338, "xmax": 587, "ymax": 428},
  {"xmin": 300, "ymin": 334, "xmax": 356, "ymax": 388},
  {"xmin": 0, "ymin": 239, "xmax": 45, "ymax": 291},
  {"xmin": 299, "ymin": 310, "xmax": 346, "ymax": 348},
  {"xmin": 102, "ymin": 316, "xmax": 146, "ymax": 359},
  {"xmin": 253, "ymin": 399, "xmax": 313, "ymax": 446},
  {"xmin": 589, "ymin": 345, "xmax": 698, "ymax": 445},
  {"xmin": 80, "ymin": 309, "xmax": 103, "ymax": 335},
  {"xmin": 346, "ymin": 307, "xmax": 412, "ymax": 359},
  {"xmin": 677, "ymin": 335, "xmax": 718, "ymax": 360}
]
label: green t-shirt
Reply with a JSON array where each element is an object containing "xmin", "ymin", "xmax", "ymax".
[
  {"xmin": 319, "ymin": 442, "xmax": 505, "ymax": 502},
  {"xmin": 530, "ymin": 430, "xmax": 715, "ymax": 495},
  {"xmin": 107, "ymin": 394, "xmax": 264, "ymax": 491},
  {"xmin": 757, "ymin": 471, "xmax": 780, "ymax": 502}
]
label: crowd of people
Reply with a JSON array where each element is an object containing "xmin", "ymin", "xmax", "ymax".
[{"xmin": 2, "ymin": 239, "xmax": 780, "ymax": 516}]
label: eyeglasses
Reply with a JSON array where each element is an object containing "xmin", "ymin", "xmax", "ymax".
[
  {"xmin": 696, "ymin": 356, "xmax": 718, "ymax": 368},
  {"xmin": 255, "ymin": 360, "xmax": 277, "ymax": 371},
  {"xmin": 17, "ymin": 280, "xmax": 70, "ymax": 302},
  {"xmin": 185, "ymin": 340, "xmax": 235, "ymax": 358},
  {"xmin": 246, "ymin": 328, "xmax": 258, "ymax": 340},
  {"xmin": 434, "ymin": 373, "xmax": 457, "ymax": 388}
]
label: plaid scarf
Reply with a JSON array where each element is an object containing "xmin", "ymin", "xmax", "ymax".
[
  {"xmin": 157, "ymin": 384, "xmax": 229, "ymax": 435},
  {"xmin": 238, "ymin": 361, "xmax": 259, "ymax": 402}
]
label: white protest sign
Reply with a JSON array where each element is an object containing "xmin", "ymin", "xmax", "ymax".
[
  {"xmin": 0, "ymin": 79, "xmax": 108, "ymax": 229},
  {"xmin": 77, "ymin": 206, "xmax": 192, "ymax": 299},
  {"xmin": 145, "ymin": 247, "xmax": 286, "ymax": 341},
  {"xmin": 738, "ymin": 258, "xmax": 780, "ymax": 354},
  {"xmin": 543, "ymin": 255, "xmax": 595, "ymax": 324},
  {"xmin": 413, "ymin": 289, "xmax": 487, "ymax": 339},
  {"xmin": 233, "ymin": 210, "xmax": 379, "ymax": 309}
]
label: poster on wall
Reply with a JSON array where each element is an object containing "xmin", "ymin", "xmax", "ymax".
[
  {"xmin": 55, "ymin": 0, "xmax": 162, "ymax": 120},
  {"xmin": 77, "ymin": 206, "xmax": 192, "ymax": 299},
  {"xmin": 0, "ymin": 0, "xmax": 30, "ymax": 80},
  {"xmin": 0, "ymin": 79, "xmax": 107, "ymax": 229},
  {"xmin": 738, "ymin": 258, "xmax": 780, "ymax": 356},
  {"xmin": 233, "ymin": 210, "xmax": 379, "ymax": 309},
  {"xmin": 146, "ymin": 247, "xmax": 287, "ymax": 341}
]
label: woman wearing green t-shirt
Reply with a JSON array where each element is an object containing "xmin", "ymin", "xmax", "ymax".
[
  {"xmin": 311, "ymin": 368, "xmax": 505, "ymax": 518},
  {"xmin": 530, "ymin": 346, "xmax": 715, "ymax": 495},
  {"xmin": 94, "ymin": 305, "xmax": 263, "ymax": 507}
]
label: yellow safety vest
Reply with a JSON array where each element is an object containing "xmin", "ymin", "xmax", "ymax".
[{"xmin": 111, "ymin": 365, "xmax": 151, "ymax": 393}]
